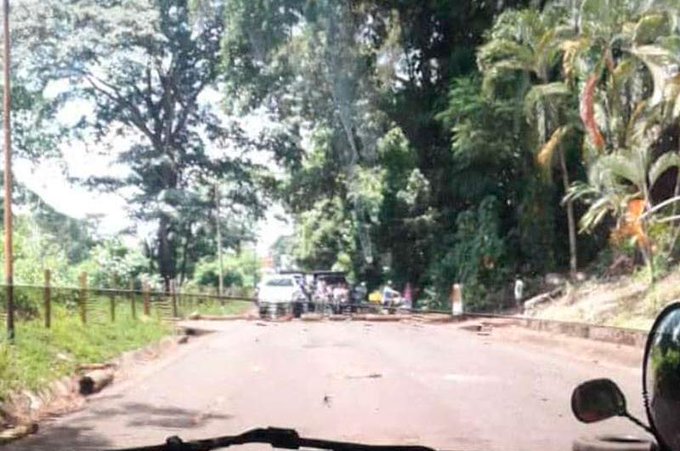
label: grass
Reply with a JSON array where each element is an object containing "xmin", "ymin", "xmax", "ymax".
[
  {"xmin": 181, "ymin": 299, "xmax": 253, "ymax": 317},
  {"xmin": 0, "ymin": 304, "xmax": 171, "ymax": 401}
]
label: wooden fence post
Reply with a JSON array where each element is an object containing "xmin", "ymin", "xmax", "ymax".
[
  {"xmin": 129, "ymin": 279, "xmax": 136, "ymax": 320},
  {"xmin": 109, "ymin": 274, "xmax": 117, "ymax": 322},
  {"xmin": 171, "ymin": 281, "xmax": 179, "ymax": 318},
  {"xmin": 79, "ymin": 272, "xmax": 88, "ymax": 325},
  {"xmin": 143, "ymin": 282, "xmax": 150, "ymax": 316},
  {"xmin": 44, "ymin": 269, "xmax": 51, "ymax": 329}
]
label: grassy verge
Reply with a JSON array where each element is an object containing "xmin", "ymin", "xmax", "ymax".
[
  {"xmin": 0, "ymin": 305, "xmax": 171, "ymax": 401},
  {"xmin": 182, "ymin": 299, "xmax": 253, "ymax": 317}
]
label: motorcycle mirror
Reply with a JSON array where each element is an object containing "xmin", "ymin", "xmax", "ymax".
[
  {"xmin": 571, "ymin": 378, "xmax": 628, "ymax": 423},
  {"xmin": 643, "ymin": 302, "xmax": 680, "ymax": 451}
]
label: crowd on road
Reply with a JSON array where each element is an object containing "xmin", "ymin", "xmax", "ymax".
[{"xmin": 256, "ymin": 270, "xmax": 416, "ymax": 318}]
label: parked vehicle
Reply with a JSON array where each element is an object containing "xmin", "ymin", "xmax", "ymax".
[
  {"xmin": 279, "ymin": 270, "xmax": 312, "ymax": 316},
  {"xmin": 256, "ymin": 274, "xmax": 304, "ymax": 318},
  {"xmin": 571, "ymin": 302, "xmax": 680, "ymax": 451}
]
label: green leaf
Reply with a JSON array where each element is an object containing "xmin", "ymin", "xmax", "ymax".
[
  {"xmin": 649, "ymin": 152, "xmax": 680, "ymax": 188},
  {"xmin": 633, "ymin": 12, "xmax": 671, "ymax": 45},
  {"xmin": 524, "ymin": 82, "xmax": 571, "ymax": 119}
]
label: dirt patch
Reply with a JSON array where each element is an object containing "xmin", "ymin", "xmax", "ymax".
[{"xmin": 527, "ymin": 269, "xmax": 680, "ymax": 329}]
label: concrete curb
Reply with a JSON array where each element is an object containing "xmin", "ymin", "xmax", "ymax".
[{"xmin": 466, "ymin": 314, "xmax": 648, "ymax": 348}]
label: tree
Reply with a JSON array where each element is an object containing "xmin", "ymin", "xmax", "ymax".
[
  {"xmin": 15, "ymin": 0, "xmax": 264, "ymax": 290},
  {"xmin": 478, "ymin": 6, "xmax": 583, "ymax": 276},
  {"xmin": 560, "ymin": 0, "xmax": 680, "ymax": 281}
]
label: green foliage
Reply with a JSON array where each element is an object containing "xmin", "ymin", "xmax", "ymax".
[
  {"xmin": 430, "ymin": 197, "xmax": 507, "ymax": 312},
  {"xmin": 188, "ymin": 250, "xmax": 260, "ymax": 291},
  {"xmin": 15, "ymin": 0, "xmax": 264, "ymax": 290}
]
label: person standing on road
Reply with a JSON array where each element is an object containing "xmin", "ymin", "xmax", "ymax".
[
  {"xmin": 382, "ymin": 281, "xmax": 399, "ymax": 308},
  {"xmin": 514, "ymin": 277, "xmax": 525, "ymax": 310}
]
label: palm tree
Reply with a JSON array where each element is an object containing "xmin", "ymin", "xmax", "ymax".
[
  {"xmin": 478, "ymin": 6, "xmax": 582, "ymax": 276},
  {"xmin": 563, "ymin": 0, "xmax": 680, "ymax": 282}
]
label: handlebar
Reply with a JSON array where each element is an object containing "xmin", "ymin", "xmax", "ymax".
[{"xmin": 107, "ymin": 427, "xmax": 436, "ymax": 451}]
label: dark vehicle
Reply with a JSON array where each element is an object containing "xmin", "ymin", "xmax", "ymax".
[{"xmin": 571, "ymin": 302, "xmax": 680, "ymax": 451}]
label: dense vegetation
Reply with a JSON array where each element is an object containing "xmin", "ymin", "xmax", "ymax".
[
  {"xmin": 3, "ymin": 0, "xmax": 680, "ymax": 311},
  {"xmin": 231, "ymin": 0, "xmax": 680, "ymax": 310}
]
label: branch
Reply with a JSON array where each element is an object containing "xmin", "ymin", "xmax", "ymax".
[{"xmin": 84, "ymin": 74, "xmax": 157, "ymax": 144}]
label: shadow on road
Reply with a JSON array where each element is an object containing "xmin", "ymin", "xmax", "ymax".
[
  {"xmin": 4, "ymin": 424, "xmax": 112, "ymax": 451},
  {"xmin": 84, "ymin": 402, "xmax": 233, "ymax": 429},
  {"xmin": 6, "ymin": 402, "xmax": 233, "ymax": 451}
]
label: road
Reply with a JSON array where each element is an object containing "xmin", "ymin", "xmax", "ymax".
[{"xmin": 8, "ymin": 319, "xmax": 652, "ymax": 451}]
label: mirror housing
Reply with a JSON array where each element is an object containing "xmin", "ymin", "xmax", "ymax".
[
  {"xmin": 643, "ymin": 302, "xmax": 680, "ymax": 451},
  {"xmin": 572, "ymin": 379, "xmax": 627, "ymax": 423}
]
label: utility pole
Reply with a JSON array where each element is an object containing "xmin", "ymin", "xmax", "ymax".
[
  {"xmin": 214, "ymin": 183, "xmax": 224, "ymax": 297},
  {"xmin": 3, "ymin": 0, "xmax": 14, "ymax": 341}
]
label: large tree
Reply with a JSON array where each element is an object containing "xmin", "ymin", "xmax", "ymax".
[{"xmin": 15, "ymin": 0, "xmax": 264, "ymax": 290}]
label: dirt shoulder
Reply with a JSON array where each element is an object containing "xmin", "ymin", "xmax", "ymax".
[
  {"xmin": 525, "ymin": 269, "xmax": 680, "ymax": 330},
  {"xmin": 456, "ymin": 318, "xmax": 644, "ymax": 370}
]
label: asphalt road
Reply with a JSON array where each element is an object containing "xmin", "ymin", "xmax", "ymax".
[{"xmin": 8, "ymin": 319, "xmax": 652, "ymax": 451}]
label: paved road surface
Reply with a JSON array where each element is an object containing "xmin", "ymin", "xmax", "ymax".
[{"xmin": 8, "ymin": 320, "xmax": 652, "ymax": 450}]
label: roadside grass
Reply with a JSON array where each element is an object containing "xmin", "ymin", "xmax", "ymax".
[
  {"xmin": 184, "ymin": 299, "xmax": 253, "ymax": 317},
  {"xmin": 0, "ymin": 305, "xmax": 171, "ymax": 401}
]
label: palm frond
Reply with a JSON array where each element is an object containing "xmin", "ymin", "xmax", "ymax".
[
  {"xmin": 537, "ymin": 126, "xmax": 568, "ymax": 168},
  {"xmin": 633, "ymin": 12, "xmax": 671, "ymax": 45},
  {"xmin": 631, "ymin": 44, "xmax": 680, "ymax": 105},
  {"xmin": 649, "ymin": 152, "xmax": 680, "ymax": 187},
  {"xmin": 597, "ymin": 153, "xmax": 644, "ymax": 188},
  {"xmin": 580, "ymin": 74, "xmax": 605, "ymax": 150},
  {"xmin": 523, "ymin": 82, "xmax": 571, "ymax": 119},
  {"xmin": 477, "ymin": 38, "xmax": 534, "ymax": 73}
]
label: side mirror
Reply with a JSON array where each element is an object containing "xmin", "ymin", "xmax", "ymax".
[
  {"xmin": 571, "ymin": 379, "xmax": 627, "ymax": 423},
  {"xmin": 643, "ymin": 302, "xmax": 680, "ymax": 451}
]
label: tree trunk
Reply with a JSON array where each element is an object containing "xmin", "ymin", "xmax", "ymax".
[
  {"xmin": 178, "ymin": 229, "xmax": 191, "ymax": 287},
  {"xmin": 558, "ymin": 148, "xmax": 578, "ymax": 277},
  {"xmin": 158, "ymin": 213, "xmax": 174, "ymax": 293}
]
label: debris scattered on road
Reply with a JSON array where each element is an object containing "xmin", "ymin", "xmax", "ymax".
[
  {"xmin": 345, "ymin": 373, "xmax": 383, "ymax": 380},
  {"xmin": 322, "ymin": 395, "xmax": 332, "ymax": 407},
  {"xmin": 177, "ymin": 335, "xmax": 189, "ymax": 345},
  {"xmin": 79, "ymin": 369, "xmax": 115, "ymax": 395},
  {"xmin": 256, "ymin": 322, "xmax": 268, "ymax": 327}
]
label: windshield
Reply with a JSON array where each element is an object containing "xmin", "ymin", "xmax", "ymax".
[
  {"xmin": 264, "ymin": 278, "xmax": 295, "ymax": 287},
  {"xmin": 2, "ymin": 0, "xmax": 680, "ymax": 450}
]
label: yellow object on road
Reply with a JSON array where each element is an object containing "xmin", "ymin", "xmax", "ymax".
[{"xmin": 368, "ymin": 291, "xmax": 382, "ymax": 304}]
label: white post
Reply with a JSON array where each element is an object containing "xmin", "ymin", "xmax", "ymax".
[{"xmin": 451, "ymin": 284, "xmax": 463, "ymax": 316}]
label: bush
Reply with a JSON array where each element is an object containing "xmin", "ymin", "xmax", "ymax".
[{"xmin": 428, "ymin": 196, "xmax": 509, "ymax": 312}]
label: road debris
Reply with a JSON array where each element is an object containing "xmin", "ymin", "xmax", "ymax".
[
  {"xmin": 345, "ymin": 373, "xmax": 383, "ymax": 380},
  {"xmin": 79, "ymin": 369, "xmax": 115, "ymax": 396}
]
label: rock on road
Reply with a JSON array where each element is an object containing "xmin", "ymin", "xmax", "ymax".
[{"xmin": 9, "ymin": 320, "xmax": 651, "ymax": 451}]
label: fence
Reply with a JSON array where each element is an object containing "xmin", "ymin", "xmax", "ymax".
[{"xmin": 0, "ymin": 271, "xmax": 255, "ymax": 336}]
